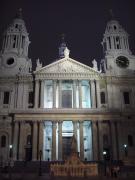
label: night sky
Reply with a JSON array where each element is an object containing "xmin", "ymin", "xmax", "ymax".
[{"xmin": 0, "ymin": 0, "xmax": 135, "ymax": 69}]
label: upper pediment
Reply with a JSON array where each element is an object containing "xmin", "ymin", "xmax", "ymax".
[{"xmin": 35, "ymin": 57, "xmax": 100, "ymax": 75}]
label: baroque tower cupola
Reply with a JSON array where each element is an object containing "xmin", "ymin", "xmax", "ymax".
[
  {"xmin": 0, "ymin": 9, "xmax": 32, "ymax": 76},
  {"xmin": 102, "ymin": 18, "xmax": 131, "ymax": 56}
]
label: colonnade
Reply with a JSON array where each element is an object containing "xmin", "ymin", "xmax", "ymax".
[
  {"xmin": 12, "ymin": 119, "xmax": 120, "ymax": 162},
  {"xmin": 34, "ymin": 79, "xmax": 101, "ymax": 109}
]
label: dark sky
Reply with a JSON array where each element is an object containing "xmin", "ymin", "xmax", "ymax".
[{"xmin": 0, "ymin": 0, "xmax": 135, "ymax": 69}]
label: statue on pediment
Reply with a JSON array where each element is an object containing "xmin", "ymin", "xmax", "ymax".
[{"xmin": 92, "ymin": 59, "xmax": 98, "ymax": 71}]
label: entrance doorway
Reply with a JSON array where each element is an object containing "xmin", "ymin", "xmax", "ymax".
[{"xmin": 62, "ymin": 121, "xmax": 73, "ymax": 159}]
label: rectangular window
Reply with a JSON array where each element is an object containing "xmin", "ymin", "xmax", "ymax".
[
  {"xmin": 128, "ymin": 135, "xmax": 133, "ymax": 147},
  {"xmin": 123, "ymin": 92, "xmax": 130, "ymax": 104},
  {"xmin": 28, "ymin": 91, "xmax": 34, "ymax": 108},
  {"xmin": 62, "ymin": 90, "xmax": 72, "ymax": 108},
  {"xmin": 3, "ymin": 92, "xmax": 10, "ymax": 104},
  {"xmin": 100, "ymin": 92, "xmax": 105, "ymax": 104}
]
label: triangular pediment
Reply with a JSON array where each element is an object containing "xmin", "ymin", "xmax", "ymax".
[{"xmin": 34, "ymin": 57, "xmax": 100, "ymax": 76}]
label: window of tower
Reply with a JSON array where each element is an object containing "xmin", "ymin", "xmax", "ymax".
[
  {"xmin": 15, "ymin": 24, "xmax": 18, "ymax": 29},
  {"xmin": 7, "ymin": 58, "xmax": 14, "ymax": 65},
  {"xmin": 114, "ymin": 25, "xmax": 117, "ymax": 30}
]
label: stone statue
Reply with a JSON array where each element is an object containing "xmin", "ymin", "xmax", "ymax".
[
  {"xmin": 71, "ymin": 135, "xmax": 77, "ymax": 153},
  {"xmin": 92, "ymin": 59, "xmax": 98, "ymax": 71},
  {"xmin": 64, "ymin": 47, "xmax": 70, "ymax": 58},
  {"xmin": 36, "ymin": 58, "xmax": 42, "ymax": 71}
]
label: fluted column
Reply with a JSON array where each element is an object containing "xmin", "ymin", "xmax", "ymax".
[
  {"xmin": 40, "ymin": 80, "xmax": 44, "ymax": 108},
  {"xmin": 58, "ymin": 121, "xmax": 63, "ymax": 160},
  {"xmin": 52, "ymin": 121, "xmax": 57, "ymax": 160},
  {"xmin": 53, "ymin": 80, "xmax": 57, "ymax": 108},
  {"xmin": 13, "ymin": 122, "xmax": 19, "ymax": 160},
  {"xmin": 34, "ymin": 80, "xmax": 39, "ymax": 108},
  {"xmin": 32, "ymin": 122, "xmax": 38, "ymax": 161},
  {"xmin": 92, "ymin": 121, "xmax": 98, "ymax": 161},
  {"xmin": 73, "ymin": 80, "xmax": 77, "ymax": 108},
  {"xmin": 79, "ymin": 121, "xmax": 84, "ymax": 160},
  {"xmin": 38, "ymin": 122, "xmax": 44, "ymax": 160},
  {"xmin": 19, "ymin": 122, "xmax": 25, "ymax": 160},
  {"xmin": 79, "ymin": 80, "xmax": 82, "ymax": 108},
  {"xmin": 91, "ymin": 80, "xmax": 96, "ymax": 108},
  {"xmin": 58, "ymin": 80, "xmax": 62, "ymax": 108}
]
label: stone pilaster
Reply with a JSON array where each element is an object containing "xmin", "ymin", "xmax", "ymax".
[
  {"xmin": 19, "ymin": 122, "xmax": 25, "ymax": 160},
  {"xmin": 13, "ymin": 121, "xmax": 19, "ymax": 160},
  {"xmin": 98, "ymin": 121, "xmax": 103, "ymax": 160},
  {"xmin": 52, "ymin": 121, "xmax": 57, "ymax": 160},
  {"xmin": 53, "ymin": 80, "xmax": 57, "ymax": 108},
  {"xmin": 73, "ymin": 121, "xmax": 78, "ymax": 152},
  {"xmin": 40, "ymin": 80, "xmax": 44, "ymax": 108},
  {"xmin": 58, "ymin": 80, "xmax": 62, "ymax": 108},
  {"xmin": 34, "ymin": 80, "xmax": 39, "ymax": 108},
  {"xmin": 38, "ymin": 122, "xmax": 44, "ymax": 160},
  {"xmin": 73, "ymin": 80, "xmax": 77, "ymax": 108},
  {"xmin": 32, "ymin": 121, "xmax": 38, "ymax": 161},
  {"xmin": 91, "ymin": 80, "xmax": 96, "ymax": 108},
  {"xmin": 58, "ymin": 121, "xmax": 63, "ymax": 161},
  {"xmin": 79, "ymin": 121, "xmax": 84, "ymax": 160},
  {"xmin": 92, "ymin": 121, "xmax": 98, "ymax": 161},
  {"xmin": 79, "ymin": 80, "xmax": 82, "ymax": 108},
  {"xmin": 96, "ymin": 80, "xmax": 100, "ymax": 108}
]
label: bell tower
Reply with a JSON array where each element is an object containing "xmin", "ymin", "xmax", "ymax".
[
  {"xmin": 102, "ymin": 19, "xmax": 131, "ymax": 56},
  {"xmin": 0, "ymin": 9, "xmax": 32, "ymax": 76},
  {"xmin": 101, "ymin": 15, "xmax": 135, "ymax": 75}
]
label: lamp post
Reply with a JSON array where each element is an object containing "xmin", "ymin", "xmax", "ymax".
[
  {"xmin": 103, "ymin": 150, "xmax": 107, "ymax": 176},
  {"xmin": 39, "ymin": 150, "xmax": 42, "ymax": 176},
  {"xmin": 124, "ymin": 144, "xmax": 128, "ymax": 157}
]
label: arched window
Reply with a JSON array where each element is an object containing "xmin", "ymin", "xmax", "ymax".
[
  {"xmin": 1, "ymin": 135, "xmax": 6, "ymax": 147},
  {"xmin": 100, "ymin": 92, "xmax": 105, "ymax": 104}
]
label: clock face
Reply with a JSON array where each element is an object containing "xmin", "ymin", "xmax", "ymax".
[{"xmin": 116, "ymin": 56, "xmax": 129, "ymax": 68}]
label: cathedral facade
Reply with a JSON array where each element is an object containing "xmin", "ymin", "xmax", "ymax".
[{"xmin": 0, "ymin": 11, "xmax": 135, "ymax": 164}]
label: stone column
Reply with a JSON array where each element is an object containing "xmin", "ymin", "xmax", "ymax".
[
  {"xmin": 91, "ymin": 80, "xmax": 96, "ymax": 108},
  {"xmin": 40, "ymin": 80, "xmax": 44, "ymax": 108},
  {"xmin": 19, "ymin": 122, "xmax": 25, "ymax": 160},
  {"xmin": 53, "ymin": 80, "xmax": 57, "ymax": 108},
  {"xmin": 38, "ymin": 122, "xmax": 44, "ymax": 160},
  {"xmin": 79, "ymin": 121, "xmax": 84, "ymax": 160},
  {"xmin": 58, "ymin": 80, "xmax": 62, "ymax": 108},
  {"xmin": 110, "ymin": 121, "xmax": 117, "ymax": 160},
  {"xmin": 52, "ymin": 121, "xmax": 57, "ymax": 161},
  {"xmin": 34, "ymin": 80, "xmax": 39, "ymax": 108},
  {"xmin": 58, "ymin": 121, "xmax": 63, "ymax": 161},
  {"xmin": 32, "ymin": 122, "xmax": 38, "ymax": 161},
  {"xmin": 96, "ymin": 80, "xmax": 100, "ymax": 108},
  {"xmin": 73, "ymin": 80, "xmax": 77, "ymax": 108},
  {"xmin": 92, "ymin": 121, "xmax": 98, "ymax": 161},
  {"xmin": 98, "ymin": 121, "xmax": 103, "ymax": 160},
  {"xmin": 79, "ymin": 80, "xmax": 82, "ymax": 108},
  {"xmin": 73, "ymin": 121, "xmax": 78, "ymax": 152},
  {"xmin": 13, "ymin": 121, "xmax": 19, "ymax": 160}
]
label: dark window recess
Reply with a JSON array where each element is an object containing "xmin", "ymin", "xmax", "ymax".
[
  {"xmin": 27, "ymin": 135, "xmax": 32, "ymax": 145},
  {"xmin": 28, "ymin": 92, "xmax": 34, "ymax": 108},
  {"xmin": 123, "ymin": 92, "xmax": 130, "ymax": 104},
  {"xmin": 128, "ymin": 135, "xmax": 133, "ymax": 147},
  {"xmin": 3, "ymin": 91, "xmax": 10, "ymax": 104},
  {"xmin": 100, "ymin": 92, "xmax": 105, "ymax": 104},
  {"xmin": 1, "ymin": 135, "xmax": 6, "ymax": 147}
]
